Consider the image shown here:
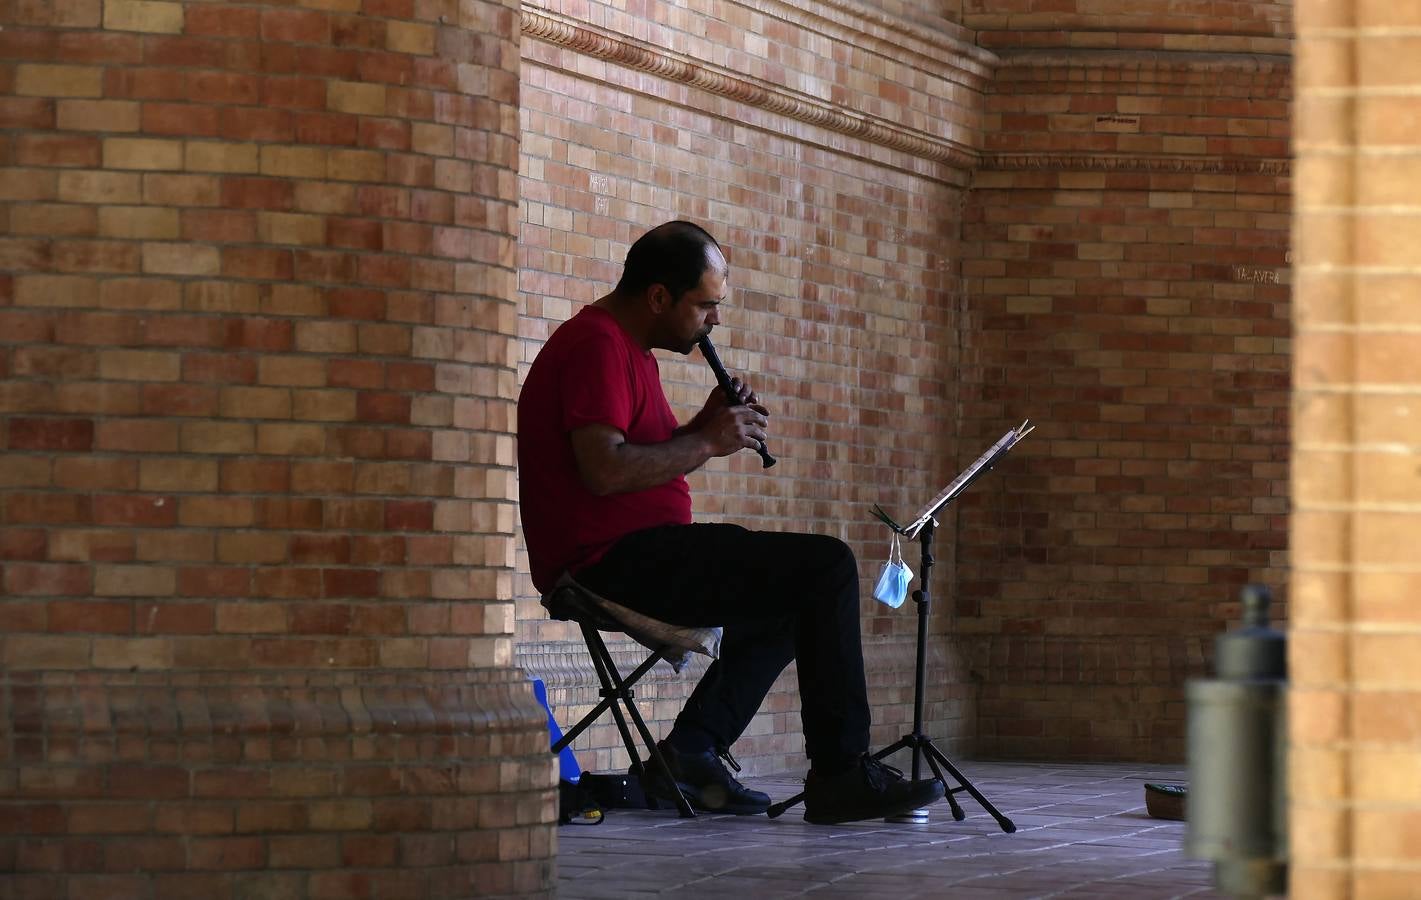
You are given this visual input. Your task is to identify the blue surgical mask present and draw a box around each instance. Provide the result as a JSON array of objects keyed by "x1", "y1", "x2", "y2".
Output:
[{"x1": 872, "y1": 534, "x2": 913, "y2": 609}]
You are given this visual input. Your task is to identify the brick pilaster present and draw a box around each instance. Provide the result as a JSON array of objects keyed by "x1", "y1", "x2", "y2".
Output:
[
  {"x1": 0, "y1": 1, "x2": 554, "y2": 896},
  {"x1": 1291, "y1": 1, "x2": 1421, "y2": 895}
]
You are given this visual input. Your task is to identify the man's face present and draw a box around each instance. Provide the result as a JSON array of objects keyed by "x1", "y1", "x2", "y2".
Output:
[{"x1": 656, "y1": 254, "x2": 726, "y2": 354}]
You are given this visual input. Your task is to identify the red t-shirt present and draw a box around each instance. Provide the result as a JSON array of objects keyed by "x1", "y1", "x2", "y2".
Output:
[{"x1": 517, "y1": 306, "x2": 692, "y2": 593}]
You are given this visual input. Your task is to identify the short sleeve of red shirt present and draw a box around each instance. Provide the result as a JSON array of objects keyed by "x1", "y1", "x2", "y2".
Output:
[{"x1": 559, "y1": 332, "x2": 633, "y2": 435}]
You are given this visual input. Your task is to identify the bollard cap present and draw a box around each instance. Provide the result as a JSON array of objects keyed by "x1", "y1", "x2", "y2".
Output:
[{"x1": 1215, "y1": 584, "x2": 1286, "y2": 681}]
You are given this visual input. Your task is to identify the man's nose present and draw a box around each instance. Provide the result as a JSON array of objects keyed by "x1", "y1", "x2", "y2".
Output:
[{"x1": 707, "y1": 307, "x2": 721, "y2": 326}]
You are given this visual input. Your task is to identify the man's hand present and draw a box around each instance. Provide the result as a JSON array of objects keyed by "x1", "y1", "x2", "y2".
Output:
[
  {"x1": 699, "y1": 403, "x2": 769, "y2": 458},
  {"x1": 686, "y1": 376, "x2": 770, "y2": 439}
]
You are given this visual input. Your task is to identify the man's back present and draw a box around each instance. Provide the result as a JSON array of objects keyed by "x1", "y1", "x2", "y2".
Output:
[{"x1": 517, "y1": 306, "x2": 691, "y2": 593}]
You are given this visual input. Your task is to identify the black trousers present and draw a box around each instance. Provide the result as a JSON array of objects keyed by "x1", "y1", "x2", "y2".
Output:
[{"x1": 574, "y1": 523, "x2": 870, "y2": 769}]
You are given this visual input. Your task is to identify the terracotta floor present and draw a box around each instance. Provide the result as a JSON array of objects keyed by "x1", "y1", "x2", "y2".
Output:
[{"x1": 558, "y1": 761, "x2": 1222, "y2": 899}]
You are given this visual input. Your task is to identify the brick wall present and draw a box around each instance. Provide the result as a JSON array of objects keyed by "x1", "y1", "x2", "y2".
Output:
[
  {"x1": 515, "y1": 1, "x2": 989, "y2": 776},
  {"x1": 1292, "y1": 1, "x2": 1421, "y2": 895},
  {"x1": 0, "y1": 0, "x2": 554, "y2": 896},
  {"x1": 959, "y1": 54, "x2": 1292, "y2": 761},
  {"x1": 514, "y1": 2, "x2": 1299, "y2": 774}
]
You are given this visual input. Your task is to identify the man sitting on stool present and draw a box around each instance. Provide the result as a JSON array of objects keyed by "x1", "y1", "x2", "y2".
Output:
[{"x1": 516, "y1": 220, "x2": 943, "y2": 824}]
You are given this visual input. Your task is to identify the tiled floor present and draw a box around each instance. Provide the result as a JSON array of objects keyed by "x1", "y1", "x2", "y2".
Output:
[{"x1": 559, "y1": 761, "x2": 1222, "y2": 899}]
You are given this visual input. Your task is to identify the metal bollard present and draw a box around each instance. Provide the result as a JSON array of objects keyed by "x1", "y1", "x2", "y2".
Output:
[{"x1": 1185, "y1": 584, "x2": 1287, "y2": 898}]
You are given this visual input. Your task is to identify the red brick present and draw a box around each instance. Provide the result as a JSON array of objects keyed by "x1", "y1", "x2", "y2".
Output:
[
  {"x1": 141, "y1": 384, "x2": 220, "y2": 417},
  {"x1": 55, "y1": 312, "x2": 142, "y2": 346},
  {"x1": 385, "y1": 430, "x2": 431, "y2": 460},
  {"x1": 293, "y1": 249, "x2": 357, "y2": 284},
  {"x1": 222, "y1": 318, "x2": 293, "y2": 352},
  {"x1": 261, "y1": 9, "x2": 329, "y2": 44},
  {"x1": 6, "y1": 563, "x2": 91, "y2": 596},
  {"x1": 219, "y1": 107, "x2": 294, "y2": 143},
  {"x1": 48, "y1": 601, "x2": 131, "y2": 633},
  {"x1": 221, "y1": 246, "x2": 294, "y2": 280},
  {"x1": 184, "y1": 5, "x2": 261, "y2": 38},
  {"x1": 95, "y1": 420, "x2": 179, "y2": 452},
  {"x1": 220, "y1": 459, "x2": 290, "y2": 493},
  {"x1": 328, "y1": 288, "x2": 385, "y2": 320},
  {"x1": 142, "y1": 102, "x2": 220, "y2": 137},
  {"x1": 0, "y1": 311, "x2": 56, "y2": 342},
  {"x1": 0, "y1": 97, "x2": 56, "y2": 129},
  {"x1": 138, "y1": 602, "x2": 215, "y2": 634},
  {"x1": 384, "y1": 224, "x2": 433, "y2": 259},
  {"x1": 104, "y1": 67, "x2": 184, "y2": 101},
  {"x1": 349, "y1": 536, "x2": 403, "y2": 566},
  {"x1": 8, "y1": 417, "x2": 93, "y2": 451},
  {"x1": 290, "y1": 534, "x2": 350, "y2": 564},
  {"x1": 328, "y1": 427, "x2": 384, "y2": 458},
  {"x1": 183, "y1": 352, "x2": 257, "y2": 385},
  {"x1": 220, "y1": 176, "x2": 293, "y2": 210},
  {"x1": 384, "y1": 500, "x2": 432, "y2": 532},
  {"x1": 187, "y1": 72, "x2": 260, "y2": 106},
  {"x1": 295, "y1": 112, "x2": 359, "y2": 146},
  {"x1": 187, "y1": 837, "x2": 264, "y2": 871},
  {"x1": 142, "y1": 315, "x2": 226, "y2": 348},
  {"x1": 178, "y1": 567, "x2": 251, "y2": 598},
  {"x1": 0, "y1": 238, "x2": 51, "y2": 272},
  {"x1": 329, "y1": 217, "x2": 382, "y2": 250},
  {"x1": 321, "y1": 569, "x2": 380, "y2": 599},
  {"x1": 53, "y1": 457, "x2": 137, "y2": 490},
  {"x1": 356, "y1": 392, "x2": 410, "y2": 424},
  {"x1": 256, "y1": 498, "x2": 323, "y2": 529},
  {"x1": 93, "y1": 494, "x2": 178, "y2": 527},
  {"x1": 181, "y1": 209, "x2": 257, "y2": 243},
  {"x1": 142, "y1": 36, "x2": 231, "y2": 68},
  {"x1": 358, "y1": 117, "x2": 410, "y2": 150},
  {"x1": 386, "y1": 362, "x2": 434, "y2": 392},
  {"x1": 251, "y1": 568, "x2": 322, "y2": 600},
  {"x1": 0, "y1": 528, "x2": 48, "y2": 561},
  {"x1": 52, "y1": 240, "x2": 140, "y2": 273},
  {"x1": 260, "y1": 75, "x2": 326, "y2": 110},
  {"x1": 6, "y1": 493, "x2": 92, "y2": 525},
  {"x1": 16, "y1": 133, "x2": 100, "y2": 166},
  {"x1": 356, "y1": 185, "x2": 408, "y2": 218},
  {"x1": 332, "y1": 15, "x2": 385, "y2": 49}
]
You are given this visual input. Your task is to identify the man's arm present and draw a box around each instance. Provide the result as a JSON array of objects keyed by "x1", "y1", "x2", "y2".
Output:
[{"x1": 570, "y1": 403, "x2": 768, "y2": 496}]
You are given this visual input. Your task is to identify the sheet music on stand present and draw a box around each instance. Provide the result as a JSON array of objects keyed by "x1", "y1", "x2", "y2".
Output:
[{"x1": 872, "y1": 420, "x2": 1034, "y2": 539}]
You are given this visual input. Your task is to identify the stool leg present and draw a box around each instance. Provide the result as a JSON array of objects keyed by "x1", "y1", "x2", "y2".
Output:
[
  {"x1": 551, "y1": 649, "x2": 660, "y2": 755},
  {"x1": 584, "y1": 627, "x2": 695, "y2": 819}
]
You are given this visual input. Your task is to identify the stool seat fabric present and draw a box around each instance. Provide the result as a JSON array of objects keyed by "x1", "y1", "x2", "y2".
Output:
[{"x1": 542, "y1": 573, "x2": 721, "y2": 673}]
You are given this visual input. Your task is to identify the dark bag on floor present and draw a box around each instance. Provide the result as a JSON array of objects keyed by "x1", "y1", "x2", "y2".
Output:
[
  {"x1": 558, "y1": 779, "x2": 604, "y2": 825},
  {"x1": 581, "y1": 771, "x2": 647, "y2": 809}
]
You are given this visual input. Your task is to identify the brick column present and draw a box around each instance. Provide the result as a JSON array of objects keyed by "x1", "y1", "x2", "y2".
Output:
[
  {"x1": 0, "y1": 1, "x2": 554, "y2": 897},
  {"x1": 1292, "y1": 1, "x2": 1421, "y2": 896}
]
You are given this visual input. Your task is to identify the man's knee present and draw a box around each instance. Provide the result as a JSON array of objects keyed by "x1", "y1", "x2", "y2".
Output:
[{"x1": 807, "y1": 535, "x2": 857, "y2": 591}]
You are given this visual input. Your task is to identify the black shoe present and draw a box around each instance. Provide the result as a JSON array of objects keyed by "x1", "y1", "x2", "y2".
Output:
[
  {"x1": 802, "y1": 756, "x2": 945, "y2": 825},
  {"x1": 640, "y1": 740, "x2": 770, "y2": 815}
]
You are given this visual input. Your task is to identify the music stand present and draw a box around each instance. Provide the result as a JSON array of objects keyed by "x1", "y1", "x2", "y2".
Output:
[{"x1": 766, "y1": 420, "x2": 1033, "y2": 830}]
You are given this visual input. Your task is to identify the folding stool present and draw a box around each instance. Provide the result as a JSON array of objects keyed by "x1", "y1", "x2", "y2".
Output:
[{"x1": 541, "y1": 574, "x2": 722, "y2": 819}]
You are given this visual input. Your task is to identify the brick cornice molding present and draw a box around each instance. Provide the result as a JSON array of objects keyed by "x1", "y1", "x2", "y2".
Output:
[
  {"x1": 994, "y1": 48, "x2": 1291, "y2": 75},
  {"x1": 520, "y1": 7, "x2": 981, "y2": 171},
  {"x1": 981, "y1": 153, "x2": 1291, "y2": 176},
  {"x1": 978, "y1": 31, "x2": 1292, "y2": 57}
]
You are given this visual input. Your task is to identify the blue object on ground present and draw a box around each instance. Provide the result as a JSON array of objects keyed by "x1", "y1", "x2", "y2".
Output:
[{"x1": 531, "y1": 677, "x2": 581, "y2": 783}]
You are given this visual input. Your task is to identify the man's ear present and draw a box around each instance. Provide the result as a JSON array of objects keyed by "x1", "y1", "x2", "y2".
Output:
[{"x1": 646, "y1": 283, "x2": 672, "y2": 313}]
